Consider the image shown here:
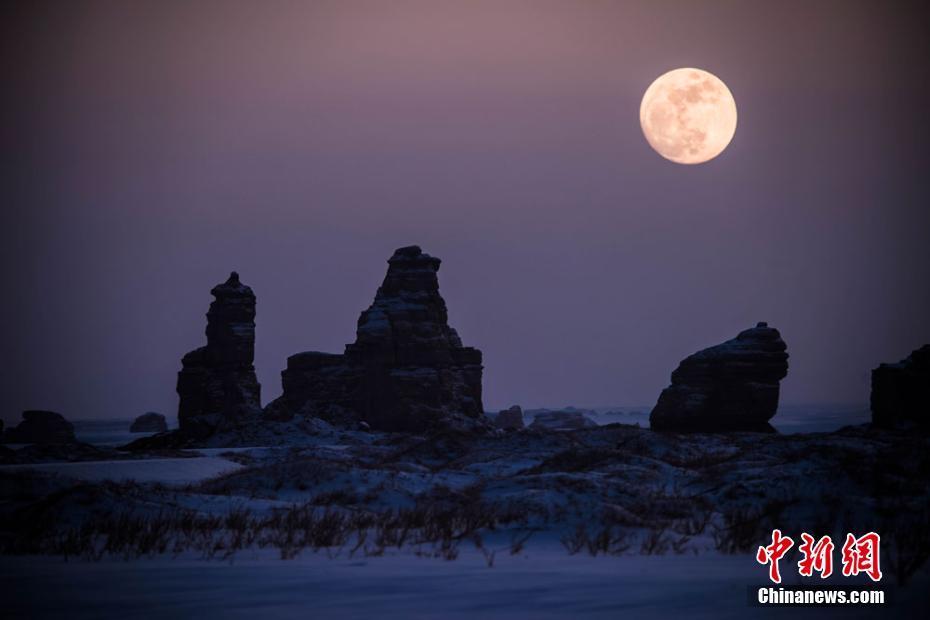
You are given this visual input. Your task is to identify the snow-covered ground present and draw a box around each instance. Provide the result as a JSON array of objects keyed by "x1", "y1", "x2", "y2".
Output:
[
  {"x1": 2, "y1": 408, "x2": 926, "y2": 619},
  {"x1": 2, "y1": 547, "x2": 918, "y2": 619}
]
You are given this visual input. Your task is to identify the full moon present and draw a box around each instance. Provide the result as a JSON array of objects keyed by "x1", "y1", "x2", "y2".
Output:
[{"x1": 639, "y1": 68, "x2": 737, "y2": 165}]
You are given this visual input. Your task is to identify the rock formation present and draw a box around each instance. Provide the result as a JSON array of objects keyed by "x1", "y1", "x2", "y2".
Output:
[
  {"x1": 130, "y1": 412, "x2": 168, "y2": 433},
  {"x1": 495, "y1": 405, "x2": 525, "y2": 431},
  {"x1": 871, "y1": 344, "x2": 930, "y2": 430},
  {"x1": 177, "y1": 272, "x2": 261, "y2": 438},
  {"x1": 528, "y1": 410, "x2": 598, "y2": 431},
  {"x1": 2, "y1": 411, "x2": 76, "y2": 444},
  {"x1": 649, "y1": 322, "x2": 789, "y2": 433},
  {"x1": 265, "y1": 246, "x2": 485, "y2": 433}
]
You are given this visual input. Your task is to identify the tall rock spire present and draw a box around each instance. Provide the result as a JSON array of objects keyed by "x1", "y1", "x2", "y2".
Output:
[
  {"x1": 266, "y1": 246, "x2": 485, "y2": 432},
  {"x1": 349, "y1": 245, "x2": 464, "y2": 360},
  {"x1": 177, "y1": 272, "x2": 261, "y2": 437}
]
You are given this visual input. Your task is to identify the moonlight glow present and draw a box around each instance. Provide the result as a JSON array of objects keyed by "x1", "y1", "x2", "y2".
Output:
[{"x1": 640, "y1": 68, "x2": 737, "y2": 164}]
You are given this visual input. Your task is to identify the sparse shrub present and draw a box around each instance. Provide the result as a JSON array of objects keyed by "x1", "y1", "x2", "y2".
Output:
[
  {"x1": 509, "y1": 530, "x2": 534, "y2": 555},
  {"x1": 712, "y1": 497, "x2": 797, "y2": 554},
  {"x1": 877, "y1": 495, "x2": 930, "y2": 586},
  {"x1": 640, "y1": 526, "x2": 670, "y2": 555},
  {"x1": 560, "y1": 524, "x2": 632, "y2": 556},
  {"x1": 560, "y1": 524, "x2": 587, "y2": 555},
  {"x1": 673, "y1": 507, "x2": 713, "y2": 537}
]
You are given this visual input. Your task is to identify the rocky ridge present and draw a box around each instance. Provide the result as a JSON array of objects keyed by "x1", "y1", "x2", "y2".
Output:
[
  {"x1": 649, "y1": 322, "x2": 789, "y2": 433},
  {"x1": 1, "y1": 411, "x2": 76, "y2": 444},
  {"x1": 130, "y1": 412, "x2": 168, "y2": 433},
  {"x1": 871, "y1": 344, "x2": 930, "y2": 430},
  {"x1": 494, "y1": 405, "x2": 525, "y2": 431}
]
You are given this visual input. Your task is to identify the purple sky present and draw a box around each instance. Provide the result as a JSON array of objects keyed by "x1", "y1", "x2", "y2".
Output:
[{"x1": 3, "y1": 0, "x2": 929, "y2": 423}]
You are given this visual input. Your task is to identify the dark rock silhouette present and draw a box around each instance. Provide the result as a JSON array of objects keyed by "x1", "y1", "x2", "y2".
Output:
[
  {"x1": 495, "y1": 405, "x2": 525, "y2": 431},
  {"x1": 130, "y1": 412, "x2": 168, "y2": 433},
  {"x1": 2, "y1": 411, "x2": 76, "y2": 444},
  {"x1": 265, "y1": 246, "x2": 485, "y2": 432},
  {"x1": 649, "y1": 322, "x2": 789, "y2": 433},
  {"x1": 528, "y1": 410, "x2": 598, "y2": 431},
  {"x1": 1, "y1": 442, "x2": 113, "y2": 464},
  {"x1": 871, "y1": 344, "x2": 930, "y2": 430},
  {"x1": 177, "y1": 272, "x2": 261, "y2": 438}
]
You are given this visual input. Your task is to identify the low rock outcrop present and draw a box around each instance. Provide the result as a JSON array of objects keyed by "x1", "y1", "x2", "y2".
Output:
[
  {"x1": 528, "y1": 410, "x2": 598, "y2": 431},
  {"x1": 871, "y1": 344, "x2": 930, "y2": 430},
  {"x1": 265, "y1": 246, "x2": 486, "y2": 433},
  {"x1": 130, "y1": 412, "x2": 168, "y2": 433},
  {"x1": 649, "y1": 322, "x2": 789, "y2": 433},
  {"x1": 495, "y1": 406, "x2": 525, "y2": 431},
  {"x1": 176, "y1": 272, "x2": 261, "y2": 438},
  {"x1": 2, "y1": 411, "x2": 76, "y2": 444},
  {"x1": 0, "y1": 442, "x2": 114, "y2": 464}
]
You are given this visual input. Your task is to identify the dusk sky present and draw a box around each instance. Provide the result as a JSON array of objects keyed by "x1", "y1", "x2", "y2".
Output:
[{"x1": 4, "y1": 0, "x2": 929, "y2": 423}]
